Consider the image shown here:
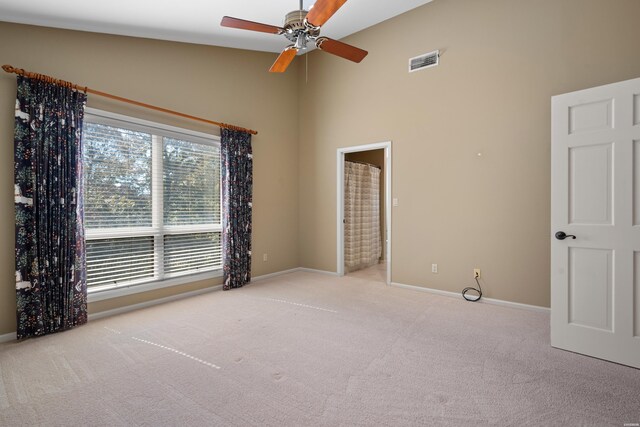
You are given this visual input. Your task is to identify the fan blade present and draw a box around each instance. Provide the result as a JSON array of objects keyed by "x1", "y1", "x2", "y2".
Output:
[
  {"x1": 221, "y1": 16, "x2": 283, "y2": 34},
  {"x1": 269, "y1": 47, "x2": 298, "y2": 73},
  {"x1": 316, "y1": 37, "x2": 368, "y2": 63},
  {"x1": 305, "y1": 0, "x2": 347, "y2": 28}
]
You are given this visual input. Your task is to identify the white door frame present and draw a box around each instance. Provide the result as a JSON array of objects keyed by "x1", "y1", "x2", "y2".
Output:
[{"x1": 337, "y1": 141, "x2": 392, "y2": 285}]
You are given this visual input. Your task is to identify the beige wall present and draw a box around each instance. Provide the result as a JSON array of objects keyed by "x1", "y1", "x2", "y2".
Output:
[
  {"x1": 298, "y1": 0, "x2": 640, "y2": 307},
  {"x1": 345, "y1": 149, "x2": 385, "y2": 261},
  {"x1": 0, "y1": 23, "x2": 300, "y2": 334}
]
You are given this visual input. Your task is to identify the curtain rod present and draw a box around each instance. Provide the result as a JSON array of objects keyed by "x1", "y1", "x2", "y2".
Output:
[
  {"x1": 346, "y1": 160, "x2": 381, "y2": 169},
  {"x1": 2, "y1": 64, "x2": 258, "y2": 135}
]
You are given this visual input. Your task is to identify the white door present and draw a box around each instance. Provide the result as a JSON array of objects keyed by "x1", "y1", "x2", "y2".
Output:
[{"x1": 551, "y1": 77, "x2": 640, "y2": 369}]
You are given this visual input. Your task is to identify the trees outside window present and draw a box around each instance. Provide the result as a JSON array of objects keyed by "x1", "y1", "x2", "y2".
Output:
[{"x1": 83, "y1": 111, "x2": 221, "y2": 292}]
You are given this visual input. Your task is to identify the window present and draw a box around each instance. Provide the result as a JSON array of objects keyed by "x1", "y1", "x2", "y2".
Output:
[{"x1": 83, "y1": 109, "x2": 222, "y2": 295}]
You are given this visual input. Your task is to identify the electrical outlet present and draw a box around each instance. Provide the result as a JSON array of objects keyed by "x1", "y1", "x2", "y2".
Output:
[
  {"x1": 432, "y1": 264, "x2": 438, "y2": 274},
  {"x1": 263, "y1": 253, "x2": 268, "y2": 262},
  {"x1": 474, "y1": 268, "x2": 481, "y2": 278}
]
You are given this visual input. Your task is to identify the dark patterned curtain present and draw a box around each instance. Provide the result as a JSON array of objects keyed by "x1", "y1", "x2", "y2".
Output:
[
  {"x1": 221, "y1": 128, "x2": 252, "y2": 290},
  {"x1": 14, "y1": 76, "x2": 87, "y2": 339}
]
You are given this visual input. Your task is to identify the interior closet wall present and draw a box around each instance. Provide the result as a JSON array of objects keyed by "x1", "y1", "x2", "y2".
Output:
[{"x1": 345, "y1": 150, "x2": 385, "y2": 261}]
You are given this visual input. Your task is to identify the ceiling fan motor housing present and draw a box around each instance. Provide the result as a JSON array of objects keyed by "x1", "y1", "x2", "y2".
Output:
[{"x1": 284, "y1": 10, "x2": 319, "y2": 43}]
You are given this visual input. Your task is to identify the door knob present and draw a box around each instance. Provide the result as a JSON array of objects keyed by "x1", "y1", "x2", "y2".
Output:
[{"x1": 555, "y1": 231, "x2": 576, "y2": 240}]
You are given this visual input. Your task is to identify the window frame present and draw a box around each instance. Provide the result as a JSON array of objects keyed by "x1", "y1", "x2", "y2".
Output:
[{"x1": 83, "y1": 108, "x2": 222, "y2": 303}]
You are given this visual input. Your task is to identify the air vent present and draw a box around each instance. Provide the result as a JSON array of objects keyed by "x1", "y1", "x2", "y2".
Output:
[{"x1": 409, "y1": 50, "x2": 439, "y2": 73}]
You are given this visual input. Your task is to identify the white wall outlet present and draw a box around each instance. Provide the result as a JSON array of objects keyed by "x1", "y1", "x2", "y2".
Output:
[
  {"x1": 263, "y1": 253, "x2": 268, "y2": 262},
  {"x1": 474, "y1": 268, "x2": 481, "y2": 278},
  {"x1": 393, "y1": 198, "x2": 399, "y2": 206},
  {"x1": 432, "y1": 264, "x2": 438, "y2": 273}
]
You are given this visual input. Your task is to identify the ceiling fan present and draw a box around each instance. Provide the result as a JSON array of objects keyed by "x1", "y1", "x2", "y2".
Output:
[{"x1": 221, "y1": 0, "x2": 368, "y2": 73}]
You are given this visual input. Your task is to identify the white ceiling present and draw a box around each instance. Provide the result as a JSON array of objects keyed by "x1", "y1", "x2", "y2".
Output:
[{"x1": 0, "y1": 0, "x2": 433, "y2": 53}]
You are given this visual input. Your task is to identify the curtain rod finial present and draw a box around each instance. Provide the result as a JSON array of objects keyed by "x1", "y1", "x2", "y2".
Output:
[{"x1": 2, "y1": 65, "x2": 25, "y2": 76}]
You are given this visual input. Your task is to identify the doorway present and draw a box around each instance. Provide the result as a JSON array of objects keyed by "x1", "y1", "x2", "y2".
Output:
[{"x1": 337, "y1": 142, "x2": 391, "y2": 285}]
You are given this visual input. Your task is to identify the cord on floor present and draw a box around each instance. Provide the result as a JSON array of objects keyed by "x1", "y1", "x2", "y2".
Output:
[{"x1": 462, "y1": 275, "x2": 482, "y2": 302}]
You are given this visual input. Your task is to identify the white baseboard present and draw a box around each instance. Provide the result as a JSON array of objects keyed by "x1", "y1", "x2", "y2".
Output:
[
  {"x1": 90, "y1": 266, "x2": 316, "y2": 320},
  {"x1": 0, "y1": 267, "x2": 313, "y2": 340},
  {"x1": 390, "y1": 282, "x2": 550, "y2": 313},
  {"x1": 0, "y1": 285, "x2": 224, "y2": 342},
  {"x1": 3, "y1": 270, "x2": 546, "y2": 341},
  {"x1": 89, "y1": 285, "x2": 223, "y2": 321},
  {"x1": 298, "y1": 268, "x2": 339, "y2": 276},
  {"x1": 251, "y1": 268, "x2": 301, "y2": 282},
  {"x1": 0, "y1": 332, "x2": 17, "y2": 343}
]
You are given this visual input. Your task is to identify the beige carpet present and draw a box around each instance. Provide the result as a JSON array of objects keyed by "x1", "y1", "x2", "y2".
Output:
[
  {"x1": 347, "y1": 262, "x2": 387, "y2": 282},
  {"x1": 0, "y1": 270, "x2": 639, "y2": 426}
]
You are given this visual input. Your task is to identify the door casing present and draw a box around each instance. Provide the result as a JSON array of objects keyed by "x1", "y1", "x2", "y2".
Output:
[{"x1": 337, "y1": 141, "x2": 392, "y2": 284}]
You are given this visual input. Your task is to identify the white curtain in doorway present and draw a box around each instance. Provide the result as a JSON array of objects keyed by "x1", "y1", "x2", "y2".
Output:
[{"x1": 344, "y1": 161, "x2": 381, "y2": 272}]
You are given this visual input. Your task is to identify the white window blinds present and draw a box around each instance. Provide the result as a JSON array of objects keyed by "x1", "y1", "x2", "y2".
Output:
[
  {"x1": 163, "y1": 137, "x2": 221, "y2": 225},
  {"x1": 83, "y1": 111, "x2": 222, "y2": 292},
  {"x1": 164, "y1": 232, "x2": 222, "y2": 275},
  {"x1": 84, "y1": 123, "x2": 152, "y2": 228},
  {"x1": 86, "y1": 237, "x2": 156, "y2": 287}
]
